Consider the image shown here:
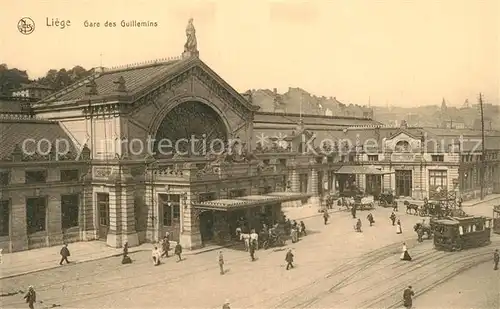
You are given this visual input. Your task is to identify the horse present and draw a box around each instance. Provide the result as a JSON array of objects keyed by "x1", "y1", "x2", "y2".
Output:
[
  {"x1": 239, "y1": 233, "x2": 250, "y2": 251},
  {"x1": 337, "y1": 197, "x2": 354, "y2": 209},
  {"x1": 414, "y1": 222, "x2": 433, "y2": 241},
  {"x1": 404, "y1": 200, "x2": 419, "y2": 215}
]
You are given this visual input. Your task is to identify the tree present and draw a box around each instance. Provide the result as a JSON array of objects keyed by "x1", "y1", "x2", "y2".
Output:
[{"x1": 0, "y1": 64, "x2": 30, "y2": 95}]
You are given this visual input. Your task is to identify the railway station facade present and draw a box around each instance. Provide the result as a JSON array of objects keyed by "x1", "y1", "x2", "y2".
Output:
[{"x1": 0, "y1": 44, "x2": 382, "y2": 252}]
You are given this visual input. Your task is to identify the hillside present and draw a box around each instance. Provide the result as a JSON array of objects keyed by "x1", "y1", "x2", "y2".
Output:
[{"x1": 248, "y1": 87, "x2": 373, "y2": 118}]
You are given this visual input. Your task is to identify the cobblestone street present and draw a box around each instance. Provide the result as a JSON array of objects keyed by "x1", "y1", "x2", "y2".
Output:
[{"x1": 1, "y1": 200, "x2": 498, "y2": 308}]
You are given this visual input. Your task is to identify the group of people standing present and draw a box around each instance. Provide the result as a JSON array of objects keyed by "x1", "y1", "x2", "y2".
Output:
[{"x1": 150, "y1": 233, "x2": 183, "y2": 266}]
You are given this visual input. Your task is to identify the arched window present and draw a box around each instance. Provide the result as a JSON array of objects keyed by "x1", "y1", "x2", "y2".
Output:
[{"x1": 395, "y1": 140, "x2": 411, "y2": 152}]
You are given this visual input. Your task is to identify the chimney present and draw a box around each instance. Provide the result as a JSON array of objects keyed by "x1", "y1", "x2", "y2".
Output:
[{"x1": 273, "y1": 88, "x2": 277, "y2": 94}]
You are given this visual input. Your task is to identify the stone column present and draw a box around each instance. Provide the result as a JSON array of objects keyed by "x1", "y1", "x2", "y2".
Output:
[
  {"x1": 179, "y1": 190, "x2": 203, "y2": 250},
  {"x1": 179, "y1": 163, "x2": 202, "y2": 250},
  {"x1": 47, "y1": 194, "x2": 62, "y2": 245},
  {"x1": 308, "y1": 165, "x2": 320, "y2": 209},
  {"x1": 106, "y1": 165, "x2": 139, "y2": 248},
  {"x1": 81, "y1": 179, "x2": 96, "y2": 241},
  {"x1": 291, "y1": 169, "x2": 300, "y2": 193},
  {"x1": 10, "y1": 191, "x2": 28, "y2": 252}
]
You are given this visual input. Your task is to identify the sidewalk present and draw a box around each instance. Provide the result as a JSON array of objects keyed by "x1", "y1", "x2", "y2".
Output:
[{"x1": 0, "y1": 239, "x2": 239, "y2": 279}]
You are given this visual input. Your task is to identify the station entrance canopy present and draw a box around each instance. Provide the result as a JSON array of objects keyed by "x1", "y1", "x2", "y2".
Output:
[
  {"x1": 334, "y1": 165, "x2": 394, "y2": 175},
  {"x1": 193, "y1": 192, "x2": 311, "y2": 212}
]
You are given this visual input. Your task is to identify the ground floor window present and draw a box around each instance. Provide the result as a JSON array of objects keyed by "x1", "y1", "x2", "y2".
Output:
[
  {"x1": 97, "y1": 193, "x2": 110, "y2": 226},
  {"x1": 161, "y1": 194, "x2": 180, "y2": 227},
  {"x1": 429, "y1": 170, "x2": 447, "y2": 198},
  {"x1": 26, "y1": 197, "x2": 47, "y2": 234},
  {"x1": 0, "y1": 200, "x2": 9, "y2": 236},
  {"x1": 366, "y1": 175, "x2": 382, "y2": 195},
  {"x1": 299, "y1": 173, "x2": 308, "y2": 193},
  {"x1": 61, "y1": 194, "x2": 79, "y2": 229}
]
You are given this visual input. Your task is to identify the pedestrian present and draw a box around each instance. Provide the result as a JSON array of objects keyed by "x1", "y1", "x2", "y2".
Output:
[
  {"x1": 23, "y1": 285, "x2": 36, "y2": 309},
  {"x1": 323, "y1": 210, "x2": 329, "y2": 225},
  {"x1": 222, "y1": 299, "x2": 231, "y2": 309},
  {"x1": 390, "y1": 212, "x2": 396, "y2": 226},
  {"x1": 367, "y1": 213, "x2": 375, "y2": 226},
  {"x1": 351, "y1": 204, "x2": 357, "y2": 218},
  {"x1": 161, "y1": 236, "x2": 170, "y2": 258},
  {"x1": 393, "y1": 201, "x2": 398, "y2": 212},
  {"x1": 152, "y1": 246, "x2": 161, "y2": 266},
  {"x1": 121, "y1": 242, "x2": 132, "y2": 264},
  {"x1": 355, "y1": 218, "x2": 362, "y2": 232},
  {"x1": 285, "y1": 249, "x2": 294, "y2": 270},
  {"x1": 494, "y1": 249, "x2": 499, "y2": 270},
  {"x1": 218, "y1": 250, "x2": 225, "y2": 274},
  {"x1": 300, "y1": 221, "x2": 307, "y2": 236},
  {"x1": 396, "y1": 219, "x2": 403, "y2": 234},
  {"x1": 175, "y1": 241, "x2": 182, "y2": 262},
  {"x1": 249, "y1": 240, "x2": 256, "y2": 261},
  {"x1": 403, "y1": 285, "x2": 415, "y2": 308},
  {"x1": 400, "y1": 242, "x2": 412, "y2": 261},
  {"x1": 59, "y1": 244, "x2": 70, "y2": 265}
]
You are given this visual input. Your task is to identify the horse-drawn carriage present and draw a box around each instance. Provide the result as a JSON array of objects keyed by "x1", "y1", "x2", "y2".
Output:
[
  {"x1": 414, "y1": 221, "x2": 433, "y2": 241},
  {"x1": 431, "y1": 216, "x2": 492, "y2": 251},
  {"x1": 379, "y1": 191, "x2": 397, "y2": 208},
  {"x1": 353, "y1": 194, "x2": 375, "y2": 210}
]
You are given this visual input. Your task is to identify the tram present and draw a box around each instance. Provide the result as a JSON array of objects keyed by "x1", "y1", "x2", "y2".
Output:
[
  {"x1": 493, "y1": 205, "x2": 500, "y2": 235},
  {"x1": 431, "y1": 215, "x2": 492, "y2": 251}
]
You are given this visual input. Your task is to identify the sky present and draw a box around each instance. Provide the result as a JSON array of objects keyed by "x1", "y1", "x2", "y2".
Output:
[{"x1": 1, "y1": 0, "x2": 499, "y2": 107}]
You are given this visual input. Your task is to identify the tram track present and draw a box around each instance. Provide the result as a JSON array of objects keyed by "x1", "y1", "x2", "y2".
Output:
[
  {"x1": 285, "y1": 239, "x2": 499, "y2": 309},
  {"x1": 265, "y1": 238, "x2": 499, "y2": 309}
]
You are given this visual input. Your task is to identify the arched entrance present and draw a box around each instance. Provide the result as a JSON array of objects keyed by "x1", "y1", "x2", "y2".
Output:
[{"x1": 154, "y1": 101, "x2": 229, "y2": 156}]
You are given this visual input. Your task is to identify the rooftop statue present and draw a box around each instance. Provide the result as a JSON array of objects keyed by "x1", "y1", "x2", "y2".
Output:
[{"x1": 184, "y1": 18, "x2": 198, "y2": 54}]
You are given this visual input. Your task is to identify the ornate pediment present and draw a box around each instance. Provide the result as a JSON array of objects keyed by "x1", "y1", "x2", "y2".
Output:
[
  {"x1": 130, "y1": 58, "x2": 258, "y2": 118},
  {"x1": 384, "y1": 131, "x2": 421, "y2": 153}
]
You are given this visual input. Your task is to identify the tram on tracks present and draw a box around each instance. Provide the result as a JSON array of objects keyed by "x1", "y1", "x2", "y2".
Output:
[
  {"x1": 493, "y1": 205, "x2": 500, "y2": 235},
  {"x1": 431, "y1": 216, "x2": 492, "y2": 251}
]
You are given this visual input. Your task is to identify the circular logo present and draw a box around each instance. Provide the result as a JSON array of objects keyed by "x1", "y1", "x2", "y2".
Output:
[{"x1": 18, "y1": 17, "x2": 35, "y2": 35}]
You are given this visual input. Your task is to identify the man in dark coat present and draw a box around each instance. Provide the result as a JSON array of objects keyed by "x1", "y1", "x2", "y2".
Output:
[
  {"x1": 175, "y1": 241, "x2": 182, "y2": 262},
  {"x1": 323, "y1": 210, "x2": 329, "y2": 225},
  {"x1": 403, "y1": 285, "x2": 415, "y2": 308},
  {"x1": 367, "y1": 213, "x2": 374, "y2": 226},
  {"x1": 351, "y1": 204, "x2": 357, "y2": 219},
  {"x1": 494, "y1": 249, "x2": 499, "y2": 270},
  {"x1": 122, "y1": 242, "x2": 132, "y2": 264},
  {"x1": 390, "y1": 212, "x2": 396, "y2": 226},
  {"x1": 285, "y1": 249, "x2": 294, "y2": 270},
  {"x1": 59, "y1": 244, "x2": 70, "y2": 265},
  {"x1": 23, "y1": 286, "x2": 36, "y2": 309},
  {"x1": 249, "y1": 241, "x2": 256, "y2": 262}
]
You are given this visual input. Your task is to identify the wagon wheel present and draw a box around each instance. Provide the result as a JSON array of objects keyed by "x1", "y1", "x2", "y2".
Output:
[{"x1": 419, "y1": 209, "x2": 425, "y2": 217}]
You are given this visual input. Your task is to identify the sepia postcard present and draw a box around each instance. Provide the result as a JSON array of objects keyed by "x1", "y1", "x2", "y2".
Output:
[{"x1": 1, "y1": 1, "x2": 499, "y2": 308}]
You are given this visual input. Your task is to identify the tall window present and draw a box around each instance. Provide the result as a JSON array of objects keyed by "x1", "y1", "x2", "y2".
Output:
[
  {"x1": 26, "y1": 197, "x2": 47, "y2": 234},
  {"x1": 25, "y1": 170, "x2": 47, "y2": 184},
  {"x1": 162, "y1": 194, "x2": 180, "y2": 226},
  {"x1": 61, "y1": 194, "x2": 79, "y2": 229},
  {"x1": 97, "y1": 193, "x2": 109, "y2": 226},
  {"x1": 0, "y1": 200, "x2": 9, "y2": 236},
  {"x1": 429, "y1": 170, "x2": 447, "y2": 199},
  {"x1": 300, "y1": 174, "x2": 308, "y2": 193},
  {"x1": 0, "y1": 172, "x2": 10, "y2": 186}
]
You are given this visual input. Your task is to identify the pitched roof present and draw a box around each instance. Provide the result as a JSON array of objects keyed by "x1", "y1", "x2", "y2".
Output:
[
  {"x1": 0, "y1": 118, "x2": 77, "y2": 161},
  {"x1": 39, "y1": 59, "x2": 183, "y2": 103},
  {"x1": 36, "y1": 57, "x2": 259, "y2": 112}
]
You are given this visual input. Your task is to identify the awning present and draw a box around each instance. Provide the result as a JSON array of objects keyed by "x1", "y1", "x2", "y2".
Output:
[
  {"x1": 193, "y1": 192, "x2": 311, "y2": 211},
  {"x1": 335, "y1": 165, "x2": 393, "y2": 175}
]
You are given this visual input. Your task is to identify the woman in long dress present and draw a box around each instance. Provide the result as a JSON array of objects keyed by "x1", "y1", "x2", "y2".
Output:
[
  {"x1": 400, "y1": 242, "x2": 412, "y2": 261},
  {"x1": 396, "y1": 219, "x2": 403, "y2": 234}
]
